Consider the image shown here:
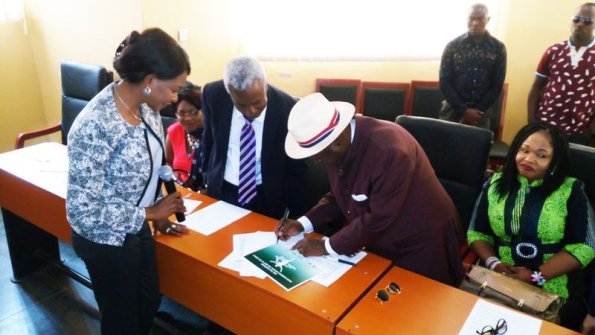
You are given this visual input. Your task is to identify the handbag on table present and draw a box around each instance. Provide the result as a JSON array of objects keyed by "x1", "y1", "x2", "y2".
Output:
[{"x1": 459, "y1": 265, "x2": 562, "y2": 324}]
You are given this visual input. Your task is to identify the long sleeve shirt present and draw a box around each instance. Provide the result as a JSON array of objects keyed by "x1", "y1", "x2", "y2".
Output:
[
  {"x1": 305, "y1": 116, "x2": 465, "y2": 286},
  {"x1": 468, "y1": 173, "x2": 595, "y2": 298},
  {"x1": 439, "y1": 32, "x2": 507, "y2": 119}
]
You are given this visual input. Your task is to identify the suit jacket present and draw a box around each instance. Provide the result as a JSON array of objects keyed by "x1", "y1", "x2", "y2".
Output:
[
  {"x1": 201, "y1": 80, "x2": 308, "y2": 219},
  {"x1": 306, "y1": 116, "x2": 465, "y2": 286}
]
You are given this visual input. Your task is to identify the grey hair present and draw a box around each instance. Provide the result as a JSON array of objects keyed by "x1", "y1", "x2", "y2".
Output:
[{"x1": 223, "y1": 56, "x2": 267, "y2": 93}]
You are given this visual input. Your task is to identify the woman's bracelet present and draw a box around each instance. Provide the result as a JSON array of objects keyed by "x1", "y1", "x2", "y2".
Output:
[
  {"x1": 485, "y1": 256, "x2": 500, "y2": 270},
  {"x1": 531, "y1": 271, "x2": 546, "y2": 286},
  {"x1": 489, "y1": 260, "x2": 502, "y2": 271}
]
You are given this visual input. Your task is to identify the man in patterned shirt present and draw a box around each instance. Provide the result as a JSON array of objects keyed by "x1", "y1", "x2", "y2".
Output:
[
  {"x1": 439, "y1": 3, "x2": 507, "y2": 129},
  {"x1": 528, "y1": 3, "x2": 595, "y2": 145}
]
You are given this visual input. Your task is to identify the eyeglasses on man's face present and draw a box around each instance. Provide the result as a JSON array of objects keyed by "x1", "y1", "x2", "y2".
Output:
[
  {"x1": 374, "y1": 282, "x2": 401, "y2": 303},
  {"x1": 572, "y1": 15, "x2": 594, "y2": 25},
  {"x1": 476, "y1": 318, "x2": 507, "y2": 335}
]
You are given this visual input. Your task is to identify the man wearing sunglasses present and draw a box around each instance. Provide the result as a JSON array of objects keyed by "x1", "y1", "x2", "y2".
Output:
[{"x1": 528, "y1": 3, "x2": 595, "y2": 146}]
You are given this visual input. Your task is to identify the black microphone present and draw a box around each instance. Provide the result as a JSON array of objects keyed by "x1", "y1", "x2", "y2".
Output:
[{"x1": 158, "y1": 165, "x2": 185, "y2": 222}]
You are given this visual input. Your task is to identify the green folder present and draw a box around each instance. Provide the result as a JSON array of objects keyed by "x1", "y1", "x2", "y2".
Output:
[{"x1": 245, "y1": 243, "x2": 319, "y2": 291}]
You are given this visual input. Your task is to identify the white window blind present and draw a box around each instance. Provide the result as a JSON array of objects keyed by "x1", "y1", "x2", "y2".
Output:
[
  {"x1": 0, "y1": 0, "x2": 23, "y2": 22},
  {"x1": 233, "y1": 0, "x2": 500, "y2": 61}
]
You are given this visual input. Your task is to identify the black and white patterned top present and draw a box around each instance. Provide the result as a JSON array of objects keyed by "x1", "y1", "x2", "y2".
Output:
[
  {"x1": 66, "y1": 83, "x2": 164, "y2": 246},
  {"x1": 439, "y1": 31, "x2": 507, "y2": 118}
]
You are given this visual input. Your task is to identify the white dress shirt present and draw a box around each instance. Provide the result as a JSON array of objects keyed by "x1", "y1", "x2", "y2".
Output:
[{"x1": 223, "y1": 106, "x2": 266, "y2": 185}]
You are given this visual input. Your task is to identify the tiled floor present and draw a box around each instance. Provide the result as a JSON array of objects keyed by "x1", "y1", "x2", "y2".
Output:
[{"x1": 0, "y1": 214, "x2": 209, "y2": 335}]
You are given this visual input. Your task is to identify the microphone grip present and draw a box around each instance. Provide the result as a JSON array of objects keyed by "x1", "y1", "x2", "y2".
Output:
[
  {"x1": 175, "y1": 211, "x2": 186, "y2": 223},
  {"x1": 162, "y1": 179, "x2": 186, "y2": 222}
]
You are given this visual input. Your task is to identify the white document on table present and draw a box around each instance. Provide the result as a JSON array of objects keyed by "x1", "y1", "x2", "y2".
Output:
[
  {"x1": 182, "y1": 198, "x2": 202, "y2": 215},
  {"x1": 183, "y1": 200, "x2": 250, "y2": 235},
  {"x1": 0, "y1": 143, "x2": 69, "y2": 198},
  {"x1": 218, "y1": 231, "x2": 364, "y2": 286},
  {"x1": 458, "y1": 299, "x2": 542, "y2": 335},
  {"x1": 309, "y1": 251, "x2": 367, "y2": 287}
]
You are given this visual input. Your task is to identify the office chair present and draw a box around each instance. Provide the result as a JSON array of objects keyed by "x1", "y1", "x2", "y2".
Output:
[
  {"x1": 360, "y1": 81, "x2": 410, "y2": 122},
  {"x1": 569, "y1": 143, "x2": 595, "y2": 206},
  {"x1": 15, "y1": 60, "x2": 113, "y2": 148},
  {"x1": 304, "y1": 158, "x2": 329, "y2": 210},
  {"x1": 395, "y1": 115, "x2": 492, "y2": 264},
  {"x1": 487, "y1": 84, "x2": 510, "y2": 169},
  {"x1": 395, "y1": 115, "x2": 493, "y2": 231},
  {"x1": 405, "y1": 80, "x2": 444, "y2": 118},
  {"x1": 161, "y1": 116, "x2": 178, "y2": 136},
  {"x1": 315, "y1": 79, "x2": 362, "y2": 112}
]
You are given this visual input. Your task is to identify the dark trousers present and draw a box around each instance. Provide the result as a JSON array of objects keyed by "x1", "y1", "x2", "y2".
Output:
[
  {"x1": 221, "y1": 180, "x2": 270, "y2": 217},
  {"x1": 72, "y1": 222, "x2": 161, "y2": 335}
]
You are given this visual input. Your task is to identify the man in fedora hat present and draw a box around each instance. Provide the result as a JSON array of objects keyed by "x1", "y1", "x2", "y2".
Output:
[
  {"x1": 201, "y1": 56, "x2": 308, "y2": 219},
  {"x1": 277, "y1": 93, "x2": 465, "y2": 286}
]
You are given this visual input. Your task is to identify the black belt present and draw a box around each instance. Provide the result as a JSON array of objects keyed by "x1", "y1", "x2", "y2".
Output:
[{"x1": 496, "y1": 239, "x2": 562, "y2": 260}]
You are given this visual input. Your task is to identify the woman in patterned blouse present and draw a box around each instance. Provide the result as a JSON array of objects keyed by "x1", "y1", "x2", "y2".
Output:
[
  {"x1": 467, "y1": 122, "x2": 594, "y2": 331},
  {"x1": 66, "y1": 28, "x2": 190, "y2": 335}
]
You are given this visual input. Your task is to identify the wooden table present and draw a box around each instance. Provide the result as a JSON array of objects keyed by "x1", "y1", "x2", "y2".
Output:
[
  {"x1": 335, "y1": 266, "x2": 580, "y2": 335},
  {"x1": 0, "y1": 143, "x2": 392, "y2": 335}
]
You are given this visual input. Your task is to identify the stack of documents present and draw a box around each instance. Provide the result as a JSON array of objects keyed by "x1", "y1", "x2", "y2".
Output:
[{"x1": 218, "y1": 231, "x2": 366, "y2": 290}]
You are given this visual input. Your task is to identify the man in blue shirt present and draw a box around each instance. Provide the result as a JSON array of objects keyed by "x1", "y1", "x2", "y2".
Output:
[{"x1": 439, "y1": 3, "x2": 507, "y2": 129}]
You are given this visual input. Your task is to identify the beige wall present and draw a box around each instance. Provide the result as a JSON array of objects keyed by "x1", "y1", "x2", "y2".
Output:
[
  {"x1": 0, "y1": 0, "x2": 586, "y2": 152},
  {"x1": 0, "y1": 20, "x2": 45, "y2": 151}
]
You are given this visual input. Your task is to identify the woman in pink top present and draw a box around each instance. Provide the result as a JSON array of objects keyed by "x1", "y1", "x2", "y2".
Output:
[{"x1": 165, "y1": 84, "x2": 204, "y2": 190}]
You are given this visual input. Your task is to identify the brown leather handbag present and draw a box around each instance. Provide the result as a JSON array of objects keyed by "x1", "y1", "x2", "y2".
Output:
[{"x1": 459, "y1": 265, "x2": 562, "y2": 324}]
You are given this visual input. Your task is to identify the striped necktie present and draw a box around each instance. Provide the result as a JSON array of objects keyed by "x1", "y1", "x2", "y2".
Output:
[{"x1": 238, "y1": 117, "x2": 257, "y2": 205}]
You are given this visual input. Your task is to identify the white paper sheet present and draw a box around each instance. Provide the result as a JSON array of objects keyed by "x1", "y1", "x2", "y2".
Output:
[
  {"x1": 183, "y1": 200, "x2": 250, "y2": 235},
  {"x1": 182, "y1": 198, "x2": 202, "y2": 215},
  {"x1": 218, "y1": 231, "x2": 365, "y2": 287},
  {"x1": 310, "y1": 251, "x2": 367, "y2": 287},
  {"x1": 458, "y1": 299, "x2": 542, "y2": 335},
  {"x1": 0, "y1": 143, "x2": 68, "y2": 198}
]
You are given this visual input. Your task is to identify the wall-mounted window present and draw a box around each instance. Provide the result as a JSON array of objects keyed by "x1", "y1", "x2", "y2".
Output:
[
  {"x1": 0, "y1": 0, "x2": 24, "y2": 22},
  {"x1": 233, "y1": 0, "x2": 501, "y2": 61}
]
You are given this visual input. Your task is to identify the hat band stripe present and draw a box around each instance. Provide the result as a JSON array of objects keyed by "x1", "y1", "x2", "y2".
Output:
[{"x1": 297, "y1": 110, "x2": 341, "y2": 148}]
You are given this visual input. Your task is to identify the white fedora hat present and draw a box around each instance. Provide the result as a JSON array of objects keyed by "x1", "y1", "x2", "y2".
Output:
[{"x1": 285, "y1": 92, "x2": 355, "y2": 159}]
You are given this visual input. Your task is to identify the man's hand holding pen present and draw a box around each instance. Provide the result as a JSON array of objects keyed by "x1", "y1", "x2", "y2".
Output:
[
  {"x1": 275, "y1": 218, "x2": 303, "y2": 242},
  {"x1": 274, "y1": 214, "x2": 327, "y2": 257}
]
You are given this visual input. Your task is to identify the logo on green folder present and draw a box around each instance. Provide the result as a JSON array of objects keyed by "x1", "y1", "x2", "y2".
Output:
[
  {"x1": 271, "y1": 255, "x2": 297, "y2": 273},
  {"x1": 245, "y1": 244, "x2": 319, "y2": 291}
]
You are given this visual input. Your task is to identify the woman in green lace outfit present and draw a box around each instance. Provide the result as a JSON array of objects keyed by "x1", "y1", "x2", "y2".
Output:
[{"x1": 468, "y1": 122, "x2": 594, "y2": 331}]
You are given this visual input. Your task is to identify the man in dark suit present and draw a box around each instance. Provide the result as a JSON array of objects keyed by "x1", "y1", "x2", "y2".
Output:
[{"x1": 201, "y1": 56, "x2": 308, "y2": 219}]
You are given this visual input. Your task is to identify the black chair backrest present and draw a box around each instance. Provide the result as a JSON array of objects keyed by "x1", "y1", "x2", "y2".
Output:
[
  {"x1": 409, "y1": 84, "x2": 444, "y2": 119},
  {"x1": 61, "y1": 60, "x2": 113, "y2": 144},
  {"x1": 488, "y1": 84, "x2": 508, "y2": 141},
  {"x1": 395, "y1": 115, "x2": 493, "y2": 229},
  {"x1": 318, "y1": 84, "x2": 358, "y2": 106},
  {"x1": 569, "y1": 143, "x2": 595, "y2": 207},
  {"x1": 362, "y1": 86, "x2": 408, "y2": 122},
  {"x1": 305, "y1": 158, "x2": 330, "y2": 210},
  {"x1": 161, "y1": 116, "x2": 178, "y2": 136}
]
